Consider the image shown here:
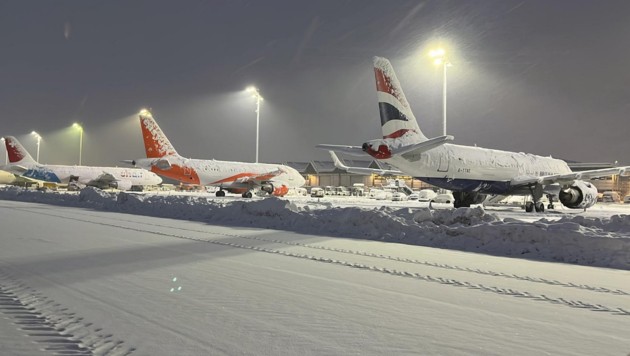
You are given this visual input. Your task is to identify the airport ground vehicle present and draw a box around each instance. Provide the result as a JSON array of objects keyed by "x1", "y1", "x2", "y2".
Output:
[
  {"x1": 431, "y1": 193, "x2": 454, "y2": 204},
  {"x1": 602, "y1": 191, "x2": 622, "y2": 203},
  {"x1": 311, "y1": 187, "x2": 325, "y2": 198},
  {"x1": 391, "y1": 191, "x2": 408, "y2": 201}
]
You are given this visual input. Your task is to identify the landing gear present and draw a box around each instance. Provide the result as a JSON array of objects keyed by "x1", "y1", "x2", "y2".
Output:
[
  {"x1": 525, "y1": 184, "x2": 546, "y2": 212},
  {"x1": 215, "y1": 189, "x2": 226, "y2": 197},
  {"x1": 241, "y1": 191, "x2": 253, "y2": 198},
  {"x1": 546, "y1": 194, "x2": 555, "y2": 210}
]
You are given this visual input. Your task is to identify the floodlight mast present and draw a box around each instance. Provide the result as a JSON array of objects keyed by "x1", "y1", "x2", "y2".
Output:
[{"x1": 429, "y1": 48, "x2": 452, "y2": 136}]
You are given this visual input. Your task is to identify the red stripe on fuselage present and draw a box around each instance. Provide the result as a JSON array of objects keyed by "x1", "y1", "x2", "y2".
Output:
[
  {"x1": 210, "y1": 171, "x2": 278, "y2": 185},
  {"x1": 151, "y1": 165, "x2": 200, "y2": 185}
]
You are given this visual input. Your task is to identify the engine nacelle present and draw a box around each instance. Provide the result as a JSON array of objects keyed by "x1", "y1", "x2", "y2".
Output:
[
  {"x1": 272, "y1": 185, "x2": 289, "y2": 197},
  {"x1": 261, "y1": 183, "x2": 274, "y2": 194},
  {"x1": 110, "y1": 180, "x2": 133, "y2": 191},
  {"x1": 558, "y1": 180, "x2": 598, "y2": 209}
]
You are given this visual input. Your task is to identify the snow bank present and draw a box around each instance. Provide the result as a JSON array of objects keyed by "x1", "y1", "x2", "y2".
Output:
[{"x1": 1, "y1": 187, "x2": 629, "y2": 270}]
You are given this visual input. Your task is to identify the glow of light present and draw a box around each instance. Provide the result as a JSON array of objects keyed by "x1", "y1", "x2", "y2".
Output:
[
  {"x1": 72, "y1": 123, "x2": 83, "y2": 131},
  {"x1": 434, "y1": 58, "x2": 443, "y2": 65}
]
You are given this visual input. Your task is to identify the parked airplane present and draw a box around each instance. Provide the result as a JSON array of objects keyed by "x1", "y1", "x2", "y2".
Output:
[
  {"x1": 318, "y1": 57, "x2": 628, "y2": 212},
  {"x1": 2, "y1": 136, "x2": 162, "y2": 190},
  {"x1": 127, "y1": 110, "x2": 305, "y2": 197},
  {"x1": 0, "y1": 170, "x2": 16, "y2": 184}
]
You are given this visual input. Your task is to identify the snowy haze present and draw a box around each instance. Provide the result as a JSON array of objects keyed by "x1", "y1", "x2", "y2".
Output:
[{"x1": 1, "y1": 1, "x2": 630, "y2": 166}]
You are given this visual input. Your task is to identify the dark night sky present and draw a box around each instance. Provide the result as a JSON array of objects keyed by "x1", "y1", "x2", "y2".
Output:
[{"x1": 1, "y1": 0, "x2": 629, "y2": 166}]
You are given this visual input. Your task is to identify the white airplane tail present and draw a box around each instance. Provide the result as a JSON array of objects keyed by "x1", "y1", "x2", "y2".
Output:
[
  {"x1": 373, "y1": 56, "x2": 427, "y2": 142},
  {"x1": 3, "y1": 136, "x2": 37, "y2": 165},
  {"x1": 139, "y1": 109, "x2": 179, "y2": 158}
]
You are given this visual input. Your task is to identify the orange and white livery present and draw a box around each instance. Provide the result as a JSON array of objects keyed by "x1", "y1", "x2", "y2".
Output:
[{"x1": 131, "y1": 110, "x2": 305, "y2": 197}]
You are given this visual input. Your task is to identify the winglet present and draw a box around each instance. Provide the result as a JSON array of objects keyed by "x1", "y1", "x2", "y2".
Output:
[{"x1": 329, "y1": 151, "x2": 349, "y2": 170}]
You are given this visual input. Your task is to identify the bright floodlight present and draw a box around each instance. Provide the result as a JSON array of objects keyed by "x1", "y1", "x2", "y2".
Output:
[
  {"x1": 139, "y1": 108, "x2": 151, "y2": 116},
  {"x1": 430, "y1": 48, "x2": 446, "y2": 58}
]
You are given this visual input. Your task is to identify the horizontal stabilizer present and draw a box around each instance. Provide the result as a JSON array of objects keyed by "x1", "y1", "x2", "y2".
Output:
[
  {"x1": 395, "y1": 135, "x2": 453, "y2": 156},
  {"x1": 315, "y1": 144, "x2": 367, "y2": 157},
  {"x1": 329, "y1": 151, "x2": 402, "y2": 176},
  {"x1": 2, "y1": 164, "x2": 28, "y2": 174}
]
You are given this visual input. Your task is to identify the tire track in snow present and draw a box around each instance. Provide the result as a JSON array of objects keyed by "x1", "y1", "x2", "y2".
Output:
[
  {"x1": 58, "y1": 208, "x2": 630, "y2": 297},
  {"x1": 13, "y1": 207, "x2": 630, "y2": 318},
  {"x1": 0, "y1": 269, "x2": 134, "y2": 356}
]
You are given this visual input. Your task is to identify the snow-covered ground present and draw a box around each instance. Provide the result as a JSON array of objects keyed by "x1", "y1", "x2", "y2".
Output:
[
  {"x1": 1, "y1": 187, "x2": 629, "y2": 270},
  {"x1": 0, "y1": 199, "x2": 629, "y2": 355}
]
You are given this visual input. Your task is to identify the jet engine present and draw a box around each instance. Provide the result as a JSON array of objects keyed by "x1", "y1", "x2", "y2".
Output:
[
  {"x1": 110, "y1": 180, "x2": 133, "y2": 191},
  {"x1": 558, "y1": 180, "x2": 598, "y2": 209},
  {"x1": 261, "y1": 183, "x2": 274, "y2": 194},
  {"x1": 272, "y1": 185, "x2": 289, "y2": 197}
]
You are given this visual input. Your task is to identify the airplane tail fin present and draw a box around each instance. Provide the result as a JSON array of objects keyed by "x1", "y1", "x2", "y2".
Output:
[
  {"x1": 138, "y1": 110, "x2": 179, "y2": 158},
  {"x1": 373, "y1": 57, "x2": 427, "y2": 142},
  {"x1": 4, "y1": 136, "x2": 37, "y2": 164}
]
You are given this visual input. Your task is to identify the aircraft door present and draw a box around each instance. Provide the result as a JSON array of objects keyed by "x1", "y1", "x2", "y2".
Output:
[{"x1": 437, "y1": 150, "x2": 450, "y2": 173}]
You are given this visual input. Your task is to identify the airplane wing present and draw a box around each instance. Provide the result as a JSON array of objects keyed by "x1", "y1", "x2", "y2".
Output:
[
  {"x1": 329, "y1": 151, "x2": 403, "y2": 176},
  {"x1": 315, "y1": 144, "x2": 367, "y2": 156},
  {"x1": 234, "y1": 168, "x2": 285, "y2": 184},
  {"x1": 511, "y1": 167, "x2": 629, "y2": 186}
]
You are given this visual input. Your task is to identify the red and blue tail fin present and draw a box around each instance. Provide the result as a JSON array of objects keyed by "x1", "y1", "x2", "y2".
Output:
[{"x1": 373, "y1": 57, "x2": 426, "y2": 142}]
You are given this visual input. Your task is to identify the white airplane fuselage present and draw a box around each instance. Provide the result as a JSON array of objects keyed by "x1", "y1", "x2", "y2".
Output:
[
  {"x1": 14, "y1": 164, "x2": 162, "y2": 187},
  {"x1": 134, "y1": 155, "x2": 305, "y2": 192},
  {"x1": 382, "y1": 143, "x2": 572, "y2": 195}
]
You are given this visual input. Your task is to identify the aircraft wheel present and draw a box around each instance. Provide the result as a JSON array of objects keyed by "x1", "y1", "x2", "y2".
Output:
[
  {"x1": 547, "y1": 204, "x2": 555, "y2": 210},
  {"x1": 242, "y1": 191, "x2": 253, "y2": 198},
  {"x1": 535, "y1": 202, "x2": 545, "y2": 213},
  {"x1": 216, "y1": 190, "x2": 225, "y2": 197},
  {"x1": 525, "y1": 202, "x2": 534, "y2": 212}
]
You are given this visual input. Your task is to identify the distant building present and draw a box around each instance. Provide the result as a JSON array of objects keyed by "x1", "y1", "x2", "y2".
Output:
[{"x1": 285, "y1": 160, "x2": 629, "y2": 196}]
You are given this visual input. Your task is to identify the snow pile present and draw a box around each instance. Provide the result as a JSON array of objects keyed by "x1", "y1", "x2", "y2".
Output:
[{"x1": 1, "y1": 187, "x2": 629, "y2": 270}]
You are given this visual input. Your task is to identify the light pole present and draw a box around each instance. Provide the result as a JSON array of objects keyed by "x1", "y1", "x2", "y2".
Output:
[
  {"x1": 429, "y1": 48, "x2": 452, "y2": 136},
  {"x1": 31, "y1": 131, "x2": 41, "y2": 162},
  {"x1": 72, "y1": 123, "x2": 83, "y2": 165},
  {"x1": 0, "y1": 138, "x2": 6, "y2": 165},
  {"x1": 246, "y1": 86, "x2": 263, "y2": 163}
]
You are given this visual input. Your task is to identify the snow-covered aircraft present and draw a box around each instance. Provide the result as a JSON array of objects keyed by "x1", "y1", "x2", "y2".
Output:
[
  {"x1": 2, "y1": 136, "x2": 162, "y2": 190},
  {"x1": 127, "y1": 110, "x2": 305, "y2": 198},
  {"x1": 318, "y1": 57, "x2": 628, "y2": 212}
]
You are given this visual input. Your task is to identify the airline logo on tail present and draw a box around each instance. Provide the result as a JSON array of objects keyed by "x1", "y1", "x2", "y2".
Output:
[
  {"x1": 139, "y1": 109, "x2": 178, "y2": 158},
  {"x1": 4, "y1": 136, "x2": 36, "y2": 164},
  {"x1": 373, "y1": 57, "x2": 426, "y2": 141}
]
